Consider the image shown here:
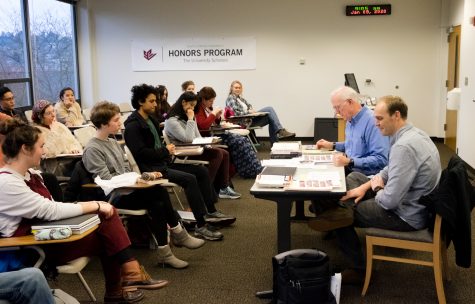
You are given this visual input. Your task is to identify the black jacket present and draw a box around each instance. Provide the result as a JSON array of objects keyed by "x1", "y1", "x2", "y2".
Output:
[
  {"x1": 123, "y1": 111, "x2": 171, "y2": 175},
  {"x1": 428, "y1": 155, "x2": 475, "y2": 268},
  {"x1": 63, "y1": 160, "x2": 106, "y2": 202}
]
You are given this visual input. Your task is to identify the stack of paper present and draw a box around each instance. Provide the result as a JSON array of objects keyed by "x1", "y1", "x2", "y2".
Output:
[
  {"x1": 301, "y1": 154, "x2": 334, "y2": 163},
  {"x1": 192, "y1": 137, "x2": 220, "y2": 144},
  {"x1": 270, "y1": 142, "x2": 302, "y2": 159},
  {"x1": 31, "y1": 214, "x2": 100, "y2": 235},
  {"x1": 285, "y1": 171, "x2": 342, "y2": 191},
  {"x1": 256, "y1": 167, "x2": 297, "y2": 188},
  {"x1": 271, "y1": 142, "x2": 301, "y2": 154}
]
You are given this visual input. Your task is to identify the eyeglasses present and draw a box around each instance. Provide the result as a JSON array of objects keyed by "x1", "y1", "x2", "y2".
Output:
[
  {"x1": 333, "y1": 99, "x2": 350, "y2": 112},
  {"x1": 43, "y1": 110, "x2": 55, "y2": 116}
]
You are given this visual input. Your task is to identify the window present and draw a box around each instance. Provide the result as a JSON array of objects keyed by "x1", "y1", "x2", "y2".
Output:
[{"x1": 0, "y1": 0, "x2": 79, "y2": 107}]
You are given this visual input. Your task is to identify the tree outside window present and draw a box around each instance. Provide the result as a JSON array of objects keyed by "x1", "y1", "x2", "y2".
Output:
[{"x1": 0, "y1": 0, "x2": 79, "y2": 107}]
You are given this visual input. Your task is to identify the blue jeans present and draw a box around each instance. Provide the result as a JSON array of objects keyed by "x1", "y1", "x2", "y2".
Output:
[
  {"x1": 335, "y1": 172, "x2": 416, "y2": 270},
  {"x1": 250, "y1": 106, "x2": 283, "y2": 143},
  {"x1": 0, "y1": 268, "x2": 54, "y2": 304}
]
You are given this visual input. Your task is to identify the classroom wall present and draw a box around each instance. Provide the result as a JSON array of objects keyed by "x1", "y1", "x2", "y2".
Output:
[
  {"x1": 458, "y1": 0, "x2": 475, "y2": 168},
  {"x1": 77, "y1": 0, "x2": 448, "y2": 138}
]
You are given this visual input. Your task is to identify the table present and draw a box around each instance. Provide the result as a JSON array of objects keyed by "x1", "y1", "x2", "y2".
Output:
[
  {"x1": 0, "y1": 225, "x2": 98, "y2": 267},
  {"x1": 250, "y1": 166, "x2": 346, "y2": 253},
  {"x1": 0, "y1": 225, "x2": 98, "y2": 248}
]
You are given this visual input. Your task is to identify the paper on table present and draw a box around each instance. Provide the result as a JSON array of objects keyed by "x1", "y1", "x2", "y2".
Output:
[{"x1": 192, "y1": 137, "x2": 220, "y2": 144}]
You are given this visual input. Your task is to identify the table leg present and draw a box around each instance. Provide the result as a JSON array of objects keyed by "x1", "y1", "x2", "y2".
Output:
[
  {"x1": 254, "y1": 198, "x2": 292, "y2": 299},
  {"x1": 275, "y1": 198, "x2": 293, "y2": 253},
  {"x1": 290, "y1": 200, "x2": 311, "y2": 221}
]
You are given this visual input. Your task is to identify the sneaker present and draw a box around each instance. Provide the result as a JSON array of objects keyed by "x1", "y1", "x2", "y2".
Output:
[
  {"x1": 204, "y1": 211, "x2": 237, "y2": 227},
  {"x1": 219, "y1": 186, "x2": 241, "y2": 199},
  {"x1": 194, "y1": 224, "x2": 224, "y2": 241},
  {"x1": 307, "y1": 206, "x2": 354, "y2": 232},
  {"x1": 277, "y1": 128, "x2": 296, "y2": 139}
]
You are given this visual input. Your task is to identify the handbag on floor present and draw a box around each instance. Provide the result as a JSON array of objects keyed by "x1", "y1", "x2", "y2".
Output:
[{"x1": 272, "y1": 249, "x2": 336, "y2": 304}]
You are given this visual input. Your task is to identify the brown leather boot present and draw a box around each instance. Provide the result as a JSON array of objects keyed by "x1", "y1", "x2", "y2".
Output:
[
  {"x1": 104, "y1": 289, "x2": 144, "y2": 303},
  {"x1": 121, "y1": 260, "x2": 169, "y2": 290}
]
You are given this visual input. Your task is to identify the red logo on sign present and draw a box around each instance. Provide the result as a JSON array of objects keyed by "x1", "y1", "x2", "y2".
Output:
[{"x1": 143, "y1": 49, "x2": 157, "y2": 60}]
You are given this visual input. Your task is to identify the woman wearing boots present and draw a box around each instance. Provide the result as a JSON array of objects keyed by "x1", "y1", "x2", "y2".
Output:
[
  {"x1": 0, "y1": 118, "x2": 166, "y2": 303},
  {"x1": 195, "y1": 86, "x2": 263, "y2": 178},
  {"x1": 225, "y1": 80, "x2": 295, "y2": 144},
  {"x1": 82, "y1": 101, "x2": 204, "y2": 269},
  {"x1": 165, "y1": 92, "x2": 241, "y2": 199}
]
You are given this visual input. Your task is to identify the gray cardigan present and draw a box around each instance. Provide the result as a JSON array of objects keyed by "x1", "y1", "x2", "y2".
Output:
[{"x1": 164, "y1": 116, "x2": 201, "y2": 144}]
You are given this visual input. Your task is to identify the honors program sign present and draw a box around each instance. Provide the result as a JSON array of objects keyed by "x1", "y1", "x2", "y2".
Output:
[{"x1": 132, "y1": 37, "x2": 256, "y2": 71}]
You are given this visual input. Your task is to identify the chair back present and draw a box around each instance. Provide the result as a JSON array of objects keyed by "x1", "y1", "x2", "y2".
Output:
[
  {"x1": 124, "y1": 145, "x2": 141, "y2": 174},
  {"x1": 162, "y1": 128, "x2": 172, "y2": 145},
  {"x1": 82, "y1": 108, "x2": 92, "y2": 122},
  {"x1": 73, "y1": 126, "x2": 96, "y2": 148},
  {"x1": 118, "y1": 102, "x2": 133, "y2": 113},
  {"x1": 24, "y1": 110, "x2": 33, "y2": 123}
]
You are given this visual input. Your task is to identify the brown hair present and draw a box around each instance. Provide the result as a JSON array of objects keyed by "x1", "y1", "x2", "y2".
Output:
[
  {"x1": 0, "y1": 118, "x2": 41, "y2": 160},
  {"x1": 378, "y1": 95, "x2": 408, "y2": 119},
  {"x1": 181, "y1": 80, "x2": 195, "y2": 91},
  {"x1": 90, "y1": 101, "x2": 120, "y2": 128}
]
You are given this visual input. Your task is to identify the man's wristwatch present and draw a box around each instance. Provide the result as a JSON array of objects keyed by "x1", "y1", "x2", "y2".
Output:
[
  {"x1": 348, "y1": 158, "x2": 354, "y2": 169},
  {"x1": 332, "y1": 142, "x2": 336, "y2": 150}
]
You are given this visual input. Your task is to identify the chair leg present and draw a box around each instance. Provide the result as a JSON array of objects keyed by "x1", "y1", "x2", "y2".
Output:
[
  {"x1": 246, "y1": 134, "x2": 258, "y2": 152},
  {"x1": 173, "y1": 188, "x2": 185, "y2": 210},
  {"x1": 361, "y1": 237, "x2": 374, "y2": 296},
  {"x1": 441, "y1": 243, "x2": 451, "y2": 282},
  {"x1": 77, "y1": 271, "x2": 96, "y2": 302},
  {"x1": 433, "y1": 245, "x2": 447, "y2": 304}
]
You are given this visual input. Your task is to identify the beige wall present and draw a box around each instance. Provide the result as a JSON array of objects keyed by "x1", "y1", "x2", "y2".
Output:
[{"x1": 78, "y1": 0, "x2": 448, "y2": 139}]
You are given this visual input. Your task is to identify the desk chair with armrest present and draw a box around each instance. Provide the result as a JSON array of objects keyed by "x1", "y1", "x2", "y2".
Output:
[
  {"x1": 0, "y1": 226, "x2": 98, "y2": 302},
  {"x1": 123, "y1": 145, "x2": 186, "y2": 211},
  {"x1": 66, "y1": 160, "x2": 159, "y2": 249},
  {"x1": 161, "y1": 131, "x2": 209, "y2": 166},
  {"x1": 223, "y1": 106, "x2": 267, "y2": 152}
]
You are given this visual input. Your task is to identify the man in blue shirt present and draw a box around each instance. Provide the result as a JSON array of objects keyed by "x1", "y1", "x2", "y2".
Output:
[
  {"x1": 310, "y1": 96, "x2": 441, "y2": 284},
  {"x1": 316, "y1": 86, "x2": 389, "y2": 176}
]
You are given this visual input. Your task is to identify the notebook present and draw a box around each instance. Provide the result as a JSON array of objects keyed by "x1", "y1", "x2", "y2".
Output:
[{"x1": 31, "y1": 214, "x2": 100, "y2": 235}]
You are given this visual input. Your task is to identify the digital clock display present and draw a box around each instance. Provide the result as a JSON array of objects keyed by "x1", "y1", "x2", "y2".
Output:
[{"x1": 346, "y1": 4, "x2": 391, "y2": 16}]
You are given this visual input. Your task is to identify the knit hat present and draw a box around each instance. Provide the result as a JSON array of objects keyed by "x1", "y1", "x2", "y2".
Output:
[{"x1": 31, "y1": 100, "x2": 51, "y2": 123}]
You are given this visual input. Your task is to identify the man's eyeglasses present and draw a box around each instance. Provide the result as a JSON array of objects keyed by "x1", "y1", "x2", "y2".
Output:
[{"x1": 333, "y1": 99, "x2": 350, "y2": 112}]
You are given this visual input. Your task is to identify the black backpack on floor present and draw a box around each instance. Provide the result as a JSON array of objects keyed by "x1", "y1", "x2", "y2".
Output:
[{"x1": 272, "y1": 249, "x2": 336, "y2": 304}]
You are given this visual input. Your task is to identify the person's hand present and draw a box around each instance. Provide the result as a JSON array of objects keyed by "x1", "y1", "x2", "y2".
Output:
[
  {"x1": 340, "y1": 185, "x2": 367, "y2": 204},
  {"x1": 153, "y1": 171, "x2": 163, "y2": 178},
  {"x1": 97, "y1": 202, "x2": 114, "y2": 219},
  {"x1": 166, "y1": 143, "x2": 175, "y2": 154},
  {"x1": 71, "y1": 149, "x2": 81, "y2": 154},
  {"x1": 213, "y1": 107, "x2": 223, "y2": 117},
  {"x1": 186, "y1": 108, "x2": 195, "y2": 120},
  {"x1": 316, "y1": 139, "x2": 333, "y2": 150},
  {"x1": 248, "y1": 108, "x2": 256, "y2": 114},
  {"x1": 333, "y1": 154, "x2": 350, "y2": 167},
  {"x1": 370, "y1": 175, "x2": 385, "y2": 192}
]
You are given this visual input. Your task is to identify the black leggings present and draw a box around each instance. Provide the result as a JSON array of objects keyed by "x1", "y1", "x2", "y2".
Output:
[{"x1": 114, "y1": 186, "x2": 178, "y2": 246}]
